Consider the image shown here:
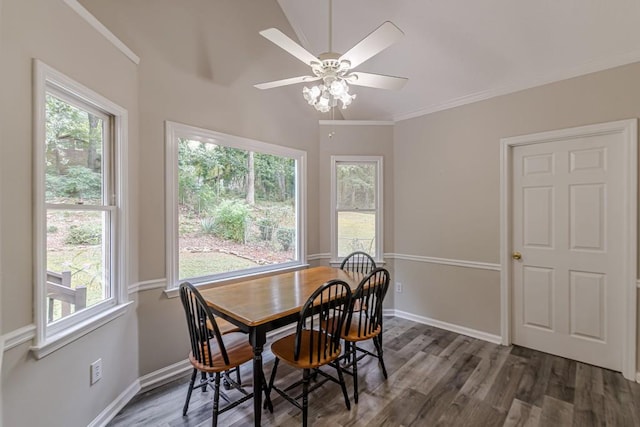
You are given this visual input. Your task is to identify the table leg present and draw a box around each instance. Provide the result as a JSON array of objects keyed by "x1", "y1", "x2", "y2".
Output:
[{"x1": 250, "y1": 327, "x2": 267, "y2": 427}]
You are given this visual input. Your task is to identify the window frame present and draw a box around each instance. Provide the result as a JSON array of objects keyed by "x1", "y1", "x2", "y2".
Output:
[
  {"x1": 33, "y1": 60, "x2": 130, "y2": 358},
  {"x1": 330, "y1": 155, "x2": 384, "y2": 264},
  {"x1": 165, "y1": 120, "x2": 307, "y2": 291}
]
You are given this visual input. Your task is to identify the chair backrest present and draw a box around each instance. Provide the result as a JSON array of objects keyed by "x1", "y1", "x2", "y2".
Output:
[
  {"x1": 345, "y1": 268, "x2": 390, "y2": 338},
  {"x1": 340, "y1": 251, "x2": 377, "y2": 274},
  {"x1": 179, "y1": 282, "x2": 230, "y2": 367},
  {"x1": 294, "y1": 280, "x2": 352, "y2": 363}
]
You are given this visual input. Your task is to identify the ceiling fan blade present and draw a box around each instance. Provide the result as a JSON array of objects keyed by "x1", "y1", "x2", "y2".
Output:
[
  {"x1": 348, "y1": 72, "x2": 408, "y2": 90},
  {"x1": 339, "y1": 21, "x2": 404, "y2": 69},
  {"x1": 259, "y1": 28, "x2": 319, "y2": 66},
  {"x1": 254, "y1": 75, "x2": 321, "y2": 90}
]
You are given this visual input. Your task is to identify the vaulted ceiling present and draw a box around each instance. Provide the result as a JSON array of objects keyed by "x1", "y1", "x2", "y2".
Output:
[{"x1": 268, "y1": 0, "x2": 640, "y2": 121}]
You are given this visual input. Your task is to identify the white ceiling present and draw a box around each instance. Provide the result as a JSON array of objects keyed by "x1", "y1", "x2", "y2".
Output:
[{"x1": 273, "y1": 0, "x2": 640, "y2": 121}]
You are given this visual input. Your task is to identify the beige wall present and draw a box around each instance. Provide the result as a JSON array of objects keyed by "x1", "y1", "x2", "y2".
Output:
[
  {"x1": 0, "y1": 0, "x2": 140, "y2": 426},
  {"x1": 317, "y1": 123, "x2": 395, "y2": 307},
  {"x1": 3, "y1": 1, "x2": 640, "y2": 425},
  {"x1": 79, "y1": 0, "x2": 321, "y2": 375},
  {"x1": 393, "y1": 62, "x2": 640, "y2": 339}
]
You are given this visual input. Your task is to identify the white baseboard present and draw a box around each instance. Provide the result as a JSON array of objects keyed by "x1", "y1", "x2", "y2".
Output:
[
  {"x1": 139, "y1": 359, "x2": 192, "y2": 393},
  {"x1": 87, "y1": 380, "x2": 140, "y2": 427},
  {"x1": 89, "y1": 309, "x2": 502, "y2": 426},
  {"x1": 388, "y1": 309, "x2": 503, "y2": 345},
  {"x1": 90, "y1": 323, "x2": 299, "y2": 426}
]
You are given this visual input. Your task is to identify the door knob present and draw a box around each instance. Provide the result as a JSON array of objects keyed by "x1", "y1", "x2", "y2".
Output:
[{"x1": 512, "y1": 251, "x2": 522, "y2": 260}]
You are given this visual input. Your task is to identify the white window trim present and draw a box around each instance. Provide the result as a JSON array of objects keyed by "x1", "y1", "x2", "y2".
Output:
[
  {"x1": 330, "y1": 155, "x2": 384, "y2": 264},
  {"x1": 32, "y1": 60, "x2": 130, "y2": 357},
  {"x1": 165, "y1": 120, "x2": 307, "y2": 291}
]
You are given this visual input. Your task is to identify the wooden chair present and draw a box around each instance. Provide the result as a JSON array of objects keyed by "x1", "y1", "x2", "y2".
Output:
[
  {"x1": 341, "y1": 267, "x2": 391, "y2": 403},
  {"x1": 266, "y1": 280, "x2": 353, "y2": 427},
  {"x1": 339, "y1": 251, "x2": 378, "y2": 360},
  {"x1": 206, "y1": 317, "x2": 243, "y2": 388},
  {"x1": 339, "y1": 251, "x2": 377, "y2": 274},
  {"x1": 179, "y1": 282, "x2": 271, "y2": 426}
]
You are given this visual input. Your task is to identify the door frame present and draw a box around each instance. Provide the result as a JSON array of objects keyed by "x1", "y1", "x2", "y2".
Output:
[{"x1": 499, "y1": 119, "x2": 637, "y2": 380}]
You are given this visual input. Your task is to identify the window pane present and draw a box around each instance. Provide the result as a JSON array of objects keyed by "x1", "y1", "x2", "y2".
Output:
[
  {"x1": 46, "y1": 209, "x2": 110, "y2": 323},
  {"x1": 178, "y1": 139, "x2": 297, "y2": 280},
  {"x1": 45, "y1": 94, "x2": 104, "y2": 205},
  {"x1": 337, "y1": 211, "x2": 376, "y2": 257},
  {"x1": 336, "y1": 163, "x2": 376, "y2": 210}
]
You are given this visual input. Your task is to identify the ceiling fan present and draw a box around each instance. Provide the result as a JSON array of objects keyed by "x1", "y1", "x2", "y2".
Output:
[{"x1": 254, "y1": 0, "x2": 408, "y2": 112}]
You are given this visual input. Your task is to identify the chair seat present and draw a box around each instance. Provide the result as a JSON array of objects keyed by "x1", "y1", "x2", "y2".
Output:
[
  {"x1": 206, "y1": 317, "x2": 242, "y2": 335},
  {"x1": 271, "y1": 330, "x2": 342, "y2": 369},
  {"x1": 342, "y1": 322, "x2": 381, "y2": 342},
  {"x1": 189, "y1": 332, "x2": 253, "y2": 373}
]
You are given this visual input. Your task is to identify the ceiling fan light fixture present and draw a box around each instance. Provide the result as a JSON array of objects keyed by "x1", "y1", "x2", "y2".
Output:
[
  {"x1": 329, "y1": 79, "x2": 347, "y2": 96},
  {"x1": 255, "y1": 4, "x2": 407, "y2": 114},
  {"x1": 303, "y1": 85, "x2": 321, "y2": 105},
  {"x1": 339, "y1": 91, "x2": 356, "y2": 109},
  {"x1": 302, "y1": 77, "x2": 355, "y2": 112}
]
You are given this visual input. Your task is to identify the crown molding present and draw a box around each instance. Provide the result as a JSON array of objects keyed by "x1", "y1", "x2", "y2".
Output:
[
  {"x1": 63, "y1": 0, "x2": 140, "y2": 65},
  {"x1": 319, "y1": 120, "x2": 394, "y2": 126},
  {"x1": 393, "y1": 49, "x2": 640, "y2": 122}
]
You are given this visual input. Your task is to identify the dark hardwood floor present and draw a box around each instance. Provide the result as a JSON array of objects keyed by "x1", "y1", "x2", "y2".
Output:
[{"x1": 108, "y1": 317, "x2": 640, "y2": 426}]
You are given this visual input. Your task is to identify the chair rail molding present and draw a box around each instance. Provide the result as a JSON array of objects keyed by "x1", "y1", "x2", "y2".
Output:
[
  {"x1": 128, "y1": 278, "x2": 166, "y2": 294},
  {"x1": 386, "y1": 253, "x2": 501, "y2": 271},
  {"x1": 2, "y1": 324, "x2": 36, "y2": 352}
]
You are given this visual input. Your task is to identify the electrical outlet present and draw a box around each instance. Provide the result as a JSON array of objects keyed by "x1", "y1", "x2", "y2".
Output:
[
  {"x1": 395, "y1": 282, "x2": 403, "y2": 293},
  {"x1": 90, "y1": 359, "x2": 103, "y2": 385}
]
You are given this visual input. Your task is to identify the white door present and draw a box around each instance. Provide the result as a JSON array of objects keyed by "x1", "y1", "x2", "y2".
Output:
[{"x1": 511, "y1": 131, "x2": 626, "y2": 370}]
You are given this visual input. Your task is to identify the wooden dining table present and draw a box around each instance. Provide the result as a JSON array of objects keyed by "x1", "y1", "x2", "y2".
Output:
[{"x1": 199, "y1": 265, "x2": 364, "y2": 427}]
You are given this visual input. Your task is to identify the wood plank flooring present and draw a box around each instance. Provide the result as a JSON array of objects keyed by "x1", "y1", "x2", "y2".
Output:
[{"x1": 108, "y1": 317, "x2": 640, "y2": 426}]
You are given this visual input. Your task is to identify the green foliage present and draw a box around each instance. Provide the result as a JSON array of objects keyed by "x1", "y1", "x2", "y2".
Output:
[
  {"x1": 257, "y1": 217, "x2": 276, "y2": 241},
  {"x1": 277, "y1": 228, "x2": 294, "y2": 251},
  {"x1": 65, "y1": 224, "x2": 102, "y2": 245},
  {"x1": 177, "y1": 139, "x2": 296, "y2": 213},
  {"x1": 337, "y1": 163, "x2": 376, "y2": 209},
  {"x1": 45, "y1": 94, "x2": 104, "y2": 202},
  {"x1": 200, "y1": 217, "x2": 216, "y2": 234},
  {"x1": 213, "y1": 200, "x2": 249, "y2": 243},
  {"x1": 47, "y1": 166, "x2": 102, "y2": 200},
  {"x1": 254, "y1": 153, "x2": 295, "y2": 201},
  {"x1": 47, "y1": 225, "x2": 59, "y2": 233}
]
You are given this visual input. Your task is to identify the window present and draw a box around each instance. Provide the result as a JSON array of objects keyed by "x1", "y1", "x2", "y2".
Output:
[
  {"x1": 331, "y1": 156, "x2": 383, "y2": 261},
  {"x1": 166, "y1": 121, "x2": 306, "y2": 288},
  {"x1": 34, "y1": 61, "x2": 129, "y2": 354}
]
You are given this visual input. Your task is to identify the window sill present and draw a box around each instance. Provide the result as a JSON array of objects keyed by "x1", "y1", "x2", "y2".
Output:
[
  {"x1": 164, "y1": 263, "x2": 310, "y2": 298},
  {"x1": 30, "y1": 301, "x2": 133, "y2": 359}
]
